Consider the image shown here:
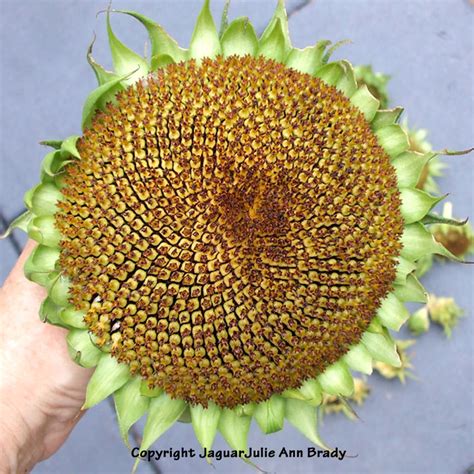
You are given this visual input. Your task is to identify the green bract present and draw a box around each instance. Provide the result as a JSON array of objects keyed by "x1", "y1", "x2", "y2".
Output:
[{"x1": 1, "y1": 0, "x2": 466, "y2": 466}]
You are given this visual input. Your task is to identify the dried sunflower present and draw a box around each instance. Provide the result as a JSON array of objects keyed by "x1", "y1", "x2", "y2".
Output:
[{"x1": 2, "y1": 0, "x2": 464, "y2": 462}]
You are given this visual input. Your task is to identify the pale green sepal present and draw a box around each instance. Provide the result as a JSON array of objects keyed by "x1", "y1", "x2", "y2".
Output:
[
  {"x1": 254, "y1": 395, "x2": 285, "y2": 434},
  {"x1": 116, "y1": 10, "x2": 187, "y2": 66},
  {"x1": 371, "y1": 107, "x2": 404, "y2": 130},
  {"x1": 219, "y1": 0, "x2": 231, "y2": 38},
  {"x1": 422, "y1": 213, "x2": 468, "y2": 226},
  {"x1": 400, "y1": 188, "x2": 443, "y2": 224},
  {"x1": 140, "y1": 393, "x2": 187, "y2": 451},
  {"x1": 178, "y1": 407, "x2": 192, "y2": 423},
  {"x1": 314, "y1": 62, "x2": 345, "y2": 86},
  {"x1": 0, "y1": 210, "x2": 32, "y2": 239},
  {"x1": 27, "y1": 215, "x2": 61, "y2": 247},
  {"x1": 59, "y1": 307, "x2": 87, "y2": 329},
  {"x1": 47, "y1": 274, "x2": 71, "y2": 307},
  {"x1": 401, "y1": 223, "x2": 458, "y2": 261},
  {"x1": 139, "y1": 381, "x2": 163, "y2": 397},
  {"x1": 233, "y1": 403, "x2": 256, "y2": 417},
  {"x1": 375, "y1": 124, "x2": 410, "y2": 158},
  {"x1": 87, "y1": 35, "x2": 118, "y2": 86},
  {"x1": 191, "y1": 402, "x2": 221, "y2": 454},
  {"x1": 83, "y1": 354, "x2": 130, "y2": 408},
  {"x1": 61, "y1": 135, "x2": 81, "y2": 159},
  {"x1": 218, "y1": 409, "x2": 251, "y2": 454},
  {"x1": 343, "y1": 344, "x2": 373, "y2": 375},
  {"x1": 24, "y1": 185, "x2": 39, "y2": 210},
  {"x1": 377, "y1": 293, "x2": 410, "y2": 331},
  {"x1": 317, "y1": 361, "x2": 354, "y2": 397},
  {"x1": 107, "y1": 12, "x2": 148, "y2": 84},
  {"x1": 31, "y1": 183, "x2": 63, "y2": 217},
  {"x1": 39, "y1": 297, "x2": 67, "y2": 327},
  {"x1": 189, "y1": 0, "x2": 222, "y2": 61},
  {"x1": 258, "y1": 18, "x2": 289, "y2": 62},
  {"x1": 394, "y1": 256, "x2": 417, "y2": 285},
  {"x1": 24, "y1": 245, "x2": 60, "y2": 287},
  {"x1": 66, "y1": 329, "x2": 103, "y2": 368},
  {"x1": 260, "y1": 0, "x2": 290, "y2": 50},
  {"x1": 285, "y1": 42, "x2": 329, "y2": 75},
  {"x1": 361, "y1": 332, "x2": 401, "y2": 367},
  {"x1": 40, "y1": 139, "x2": 63, "y2": 150},
  {"x1": 41, "y1": 151, "x2": 64, "y2": 178},
  {"x1": 114, "y1": 377, "x2": 149, "y2": 446},
  {"x1": 367, "y1": 316, "x2": 384, "y2": 334},
  {"x1": 392, "y1": 151, "x2": 431, "y2": 189},
  {"x1": 151, "y1": 54, "x2": 176, "y2": 70},
  {"x1": 335, "y1": 60, "x2": 357, "y2": 97},
  {"x1": 350, "y1": 85, "x2": 379, "y2": 122},
  {"x1": 81, "y1": 73, "x2": 130, "y2": 130},
  {"x1": 321, "y1": 39, "x2": 351, "y2": 65},
  {"x1": 285, "y1": 399, "x2": 330, "y2": 450},
  {"x1": 283, "y1": 378, "x2": 323, "y2": 406},
  {"x1": 221, "y1": 17, "x2": 258, "y2": 57},
  {"x1": 394, "y1": 274, "x2": 427, "y2": 303}
]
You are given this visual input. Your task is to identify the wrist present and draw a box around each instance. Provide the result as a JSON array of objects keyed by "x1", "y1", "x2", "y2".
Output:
[{"x1": 0, "y1": 400, "x2": 43, "y2": 473}]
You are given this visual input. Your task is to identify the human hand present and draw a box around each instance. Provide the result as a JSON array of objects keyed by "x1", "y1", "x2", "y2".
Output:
[{"x1": 0, "y1": 240, "x2": 92, "y2": 473}]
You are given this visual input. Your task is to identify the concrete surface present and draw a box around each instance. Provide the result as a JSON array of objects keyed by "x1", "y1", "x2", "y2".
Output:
[{"x1": 0, "y1": 1, "x2": 472, "y2": 473}]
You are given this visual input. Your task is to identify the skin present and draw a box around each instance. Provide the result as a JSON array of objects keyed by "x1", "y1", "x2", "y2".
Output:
[{"x1": 0, "y1": 241, "x2": 92, "y2": 473}]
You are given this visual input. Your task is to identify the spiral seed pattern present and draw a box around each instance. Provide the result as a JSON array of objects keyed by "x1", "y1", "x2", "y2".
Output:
[{"x1": 56, "y1": 56, "x2": 403, "y2": 407}]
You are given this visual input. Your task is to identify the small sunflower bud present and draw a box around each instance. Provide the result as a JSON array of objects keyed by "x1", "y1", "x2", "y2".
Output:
[
  {"x1": 374, "y1": 339, "x2": 415, "y2": 383},
  {"x1": 427, "y1": 294, "x2": 464, "y2": 338}
]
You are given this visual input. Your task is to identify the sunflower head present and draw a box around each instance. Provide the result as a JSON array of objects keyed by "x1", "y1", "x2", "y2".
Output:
[{"x1": 3, "y1": 0, "x2": 463, "y2": 461}]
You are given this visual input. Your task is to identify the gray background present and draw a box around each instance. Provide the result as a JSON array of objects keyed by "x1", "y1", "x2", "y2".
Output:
[{"x1": 0, "y1": 0, "x2": 472, "y2": 473}]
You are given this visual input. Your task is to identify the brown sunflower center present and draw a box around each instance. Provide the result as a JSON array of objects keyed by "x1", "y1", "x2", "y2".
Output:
[{"x1": 56, "y1": 55, "x2": 403, "y2": 408}]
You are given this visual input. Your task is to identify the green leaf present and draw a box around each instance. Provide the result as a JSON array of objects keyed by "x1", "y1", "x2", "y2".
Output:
[
  {"x1": 394, "y1": 256, "x2": 417, "y2": 285},
  {"x1": 401, "y1": 223, "x2": 457, "y2": 261},
  {"x1": 371, "y1": 107, "x2": 403, "y2": 130},
  {"x1": 343, "y1": 344, "x2": 373, "y2": 374},
  {"x1": 285, "y1": 399, "x2": 330, "y2": 450},
  {"x1": 107, "y1": 11, "x2": 148, "y2": 84},
  {"x1": 150, "y1": 53, "x2": 176, "y2": 70},
  {"x1": 219, "y1": 0, "x2": 231, "y2": 38},
  {"x1": 375, "y1": 124, "x2": 410, "y2": 158},
  {"x1": 0, "y1": 210, "x2": 31, "y2": 239},
  {"x1": 140, "y1": 393, "x2": 186, "y2": 451},
  {"x1": 191, "y1": 402, "x2": 221, "y2": 453},
  {"x1": 314, "y1": 62, "x2": 345, "y2": 86},
  {"x1": 189, "y1": 0, "x2": 221, "y2": 60},
  {"x1": 350, "y1": 85, "x2": 379, "y2": 122},
  {"x1": 400, "y1": 188, "x2": 444, "y2": 224},
  {"x1": 285, "y1": 42, "x2": 330, "y2": 75},
  {"x1": 24, "y1": 244, "x2": 60, "y2": 287},
  {"x1": 422, "y1": 213, "x2": 468, "y2": 226},
  {"x1": 218, "y1": 409, "x2": 251, "y2": 453},
  {"x1": 221, "y1": 17, "x2": 258, "y2": 57},
  {"x1": 394, "y1": 274, "x2": 427, "y2": 303},
  {"x1": 66, "y1": 329, "x2": 103, "y2": 368},
  {"x1": 114, "y1": 377, "x2": 149, "y2": 446},
  {"x1": 254, "y1": 395, "x2": 285, "y2": 434},
  {"x1": 27, "y1": 215, "x2": 61, "y2": 247},
  {"x1": 361, "y1": 332, "x2": 401, "y2": 367},
  {"x1": 115, "y1": 10, "x2": 187, "y2": 66},
  {"x1": 376, "y1": 293, "x2": 410, "y2": 331},
  {"x1": 258, "y1": 17, "x2": 289, "y2": 62},
  {"x1": 60, "y1": 135, "x2": 81, "y2": 159},
  {"x1": 87, "y1": 34, "x2": 118, "y2": 86},
  {"x1": 39, "y1": 297, "x2": 67, "y2": 327},
  {"x1": 317, "y1": 360, "x2": 354, "y2": 396},
  {"x1": 81, "y1": 73, "x2": 129, "y2": 130},
  {"x1": 83, "y1": 354, "x2": 130, "y2": 408},
  {"x1": 59, "y1": 306, "x2": 87, "y2": 329},
  {"x1": 31, "y1": 183, "x2": 63, "y2": 217},
  {"x1": 47, "y1": 273, "x2": 71, "y2": 307},
  {"x1": 392, "y1": 151, "x2": 431, "y2": 188},
  {"x1": 335, "y1": 60, "x2": 357, "y2": 97}
]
